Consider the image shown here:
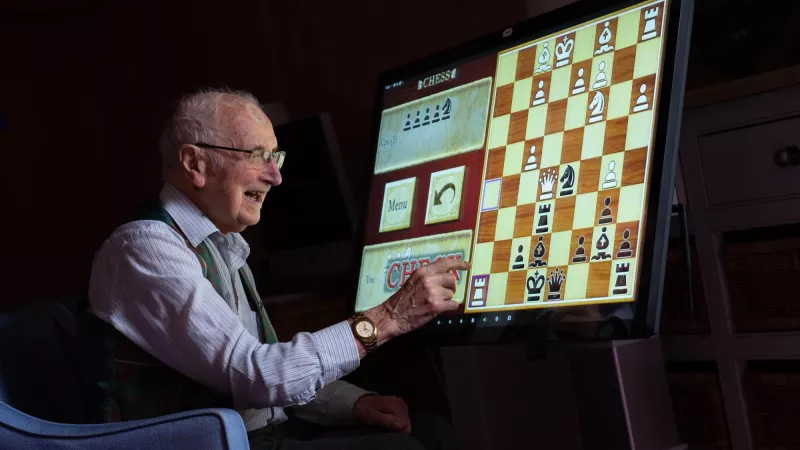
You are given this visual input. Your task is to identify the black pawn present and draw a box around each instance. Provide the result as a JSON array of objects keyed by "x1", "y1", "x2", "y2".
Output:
[
  {"x1": 616, "y1": 229, "x2": 632, "y2": 258},
  {"x1": 432, "y1": 105, "x2": 441, "y2": 123},
  {"x1": 403, "y1": 113, "x2": 412, "y2": 131},
  {"x1": 572, "y1": 236, "x2": 587, "y2": 263},
  {"x1": 422, "y1": 107, "x2": 431, "y2": 126},
  {"x1": 512, "y1": 244, "x2": 525, "y2": 270},
  {"x1": 598, "y1": 196, "x2": 613, "y2": 224},
  {"x1": 413, "y1": 111, "x2": 421, "y2": 128}
]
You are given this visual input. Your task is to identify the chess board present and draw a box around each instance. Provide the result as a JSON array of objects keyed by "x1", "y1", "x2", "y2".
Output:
[{"x1": 465, "y1": 0, "x2": 667, "y2": 311}]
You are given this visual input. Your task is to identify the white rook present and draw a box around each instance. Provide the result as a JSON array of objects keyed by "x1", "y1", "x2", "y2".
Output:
[{"x1": 642, "y1": 7, "x2": 659, "y2": 41}]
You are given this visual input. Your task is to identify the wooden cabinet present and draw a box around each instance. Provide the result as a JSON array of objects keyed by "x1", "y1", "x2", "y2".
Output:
[
  {"x1": 662, "y1": 66, "x2": 800, "y2": 450},
  {"x1": 698, "y1": 115, "x2": 800, "y2": 208}
]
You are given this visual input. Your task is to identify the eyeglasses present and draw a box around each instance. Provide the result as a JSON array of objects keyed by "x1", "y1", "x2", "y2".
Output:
[{"x1": 194, "y1": 142, "x2": 285, "y2": 169}]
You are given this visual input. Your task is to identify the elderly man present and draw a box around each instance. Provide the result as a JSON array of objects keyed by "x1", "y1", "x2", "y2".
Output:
[{"x1": 81, "y1": 88, "x2": 468, "y2": 450}]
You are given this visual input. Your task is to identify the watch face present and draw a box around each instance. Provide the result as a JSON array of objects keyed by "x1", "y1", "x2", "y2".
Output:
[{"x1": 355, "y1": 320, "x2": 375, "y2": 338}]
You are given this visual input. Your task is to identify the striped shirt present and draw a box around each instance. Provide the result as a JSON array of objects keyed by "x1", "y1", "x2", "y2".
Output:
[{"x1": 88, "y1": 183, "x2": 367, "y2": 431}]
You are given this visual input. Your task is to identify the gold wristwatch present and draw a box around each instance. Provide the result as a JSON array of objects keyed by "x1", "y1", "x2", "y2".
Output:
[{"x1": 351, "y1": 312, "x2": 378, "y2": 354}]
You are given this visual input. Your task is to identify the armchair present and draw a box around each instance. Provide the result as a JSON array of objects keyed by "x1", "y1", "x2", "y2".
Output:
[{"x1": 0, "y1": 301, "x2": 249, "y2": 449}]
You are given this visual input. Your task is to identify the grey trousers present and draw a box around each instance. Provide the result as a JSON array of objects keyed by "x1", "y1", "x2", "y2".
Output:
[{"x1": 247, "y1": 412, "x2": 459, "y2": 450}]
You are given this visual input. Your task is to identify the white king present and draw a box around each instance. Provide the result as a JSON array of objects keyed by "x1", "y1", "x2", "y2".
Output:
[{"x1": 555, "y1": 35, "x2": 574, "y2": 68}]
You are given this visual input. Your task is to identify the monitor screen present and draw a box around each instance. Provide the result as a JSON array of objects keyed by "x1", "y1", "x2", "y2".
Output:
[{"x1": 352, "y1": 0, "x2": 691, "y2": 341}]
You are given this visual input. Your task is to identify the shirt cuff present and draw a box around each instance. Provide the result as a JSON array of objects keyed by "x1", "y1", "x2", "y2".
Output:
[{"x1": 311, "y1": 321, "x2": 360, "y2": 382}]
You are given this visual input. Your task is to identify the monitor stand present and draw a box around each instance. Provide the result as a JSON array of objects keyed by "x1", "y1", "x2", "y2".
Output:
[{"x1": 439, "y1": 337, "x2": 684, "y2": 450}]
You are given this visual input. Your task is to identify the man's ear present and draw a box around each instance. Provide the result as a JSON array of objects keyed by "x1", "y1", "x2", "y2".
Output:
[{"x1": 177, "y1": 144, "x2": 208, "y2": 190}]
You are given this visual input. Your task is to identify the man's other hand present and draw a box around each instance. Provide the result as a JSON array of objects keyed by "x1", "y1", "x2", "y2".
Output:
[{"x1": 352, "y1": 395, "x2": 411, "y2": 434}]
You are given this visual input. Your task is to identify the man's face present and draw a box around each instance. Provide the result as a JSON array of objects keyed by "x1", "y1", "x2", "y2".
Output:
[{"x1": 199, "y1": 102, "x2": 282, "y2": 234}]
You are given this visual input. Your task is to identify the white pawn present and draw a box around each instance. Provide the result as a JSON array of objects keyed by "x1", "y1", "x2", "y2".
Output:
[
  {"x1": 532, "y1": 80, "x2": 546, "y2": 106},
  {"x1": 593, "y1": 61, "x2": 608, "y2": 89},
  {"x1": 572, "y1": 67, "x2": 586, "y2": 95},
  {"x1": 602, "y1": 160, "x2": 618, "y2": 189},
  {"x1": 633, "y1": 83, "x2": 649, "y2": 112},
  {"x1": 524, "y1": 145, "x2": 538, "y2": 171}
]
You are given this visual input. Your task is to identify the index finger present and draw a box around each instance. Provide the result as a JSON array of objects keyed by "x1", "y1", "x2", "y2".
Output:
[{"x1": 430, "y1": 257, "x2": 471, "y2": 273}]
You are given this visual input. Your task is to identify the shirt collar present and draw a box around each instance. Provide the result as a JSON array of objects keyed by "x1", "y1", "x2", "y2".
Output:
[
  {"x1": 160, "y1": 183, "x2": 222, "y2": 248},
  {"x1": 159, "y1": 183, "x2": 252, "y2": 261}
]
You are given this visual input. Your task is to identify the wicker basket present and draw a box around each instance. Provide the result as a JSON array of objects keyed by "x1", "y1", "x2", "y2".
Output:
[
  {"x1": 723, "y1": 235, "x2": 800, "y2": 332},
  {"x1": 744, "y1": 361, "x2": 800, "y2": 449},
  {"x1": 666, "y1": 363, "x2": 732, "y2": 450}
]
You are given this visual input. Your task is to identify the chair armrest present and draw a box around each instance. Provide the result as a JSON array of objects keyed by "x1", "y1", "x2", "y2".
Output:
[{"x1": 0, "y1": 402, "x2": 249, "y2": 450}]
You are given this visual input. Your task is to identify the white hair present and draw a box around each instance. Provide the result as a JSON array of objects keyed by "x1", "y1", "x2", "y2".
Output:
[{"x1": 158, "y1": 87, "x2": 261, "y2": 177}]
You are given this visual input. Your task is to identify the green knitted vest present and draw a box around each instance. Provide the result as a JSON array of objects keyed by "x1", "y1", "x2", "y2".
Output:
[{"x1": 80, "y1": 202, "x2": 277, "y2": 423}]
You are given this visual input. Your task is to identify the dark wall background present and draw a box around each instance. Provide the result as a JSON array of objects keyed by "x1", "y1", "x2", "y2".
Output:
[
  {"x1": 3, "y1": 0, "x2": 799, "y2": 312},
  {"x1": 0, "y1": 0, "x2": 528, "y2": 311}
]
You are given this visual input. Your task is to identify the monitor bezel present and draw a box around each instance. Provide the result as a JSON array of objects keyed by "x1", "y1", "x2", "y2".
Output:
[{"x1": 347, "y1": 0, "x2": 694, "y2": 344}]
